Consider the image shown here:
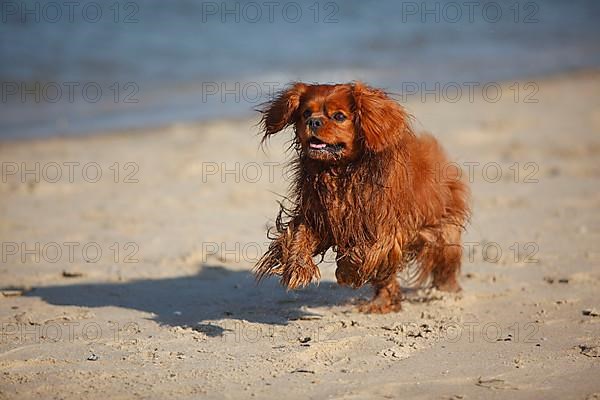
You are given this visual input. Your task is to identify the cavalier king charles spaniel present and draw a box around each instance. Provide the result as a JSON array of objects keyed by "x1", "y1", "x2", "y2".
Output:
[{"x1": 255, "y1": 82, "x2": 470, "y2": 313}]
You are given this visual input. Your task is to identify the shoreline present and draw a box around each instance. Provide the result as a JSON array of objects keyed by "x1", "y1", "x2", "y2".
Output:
[{"x1": 2, "y1": 67, "x2": 599, "y2": 144}]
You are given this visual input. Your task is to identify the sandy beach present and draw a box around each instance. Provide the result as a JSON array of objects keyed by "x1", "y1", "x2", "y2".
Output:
[{"x1": 1, "y1": 71, "x2": 599, "y2": 399}]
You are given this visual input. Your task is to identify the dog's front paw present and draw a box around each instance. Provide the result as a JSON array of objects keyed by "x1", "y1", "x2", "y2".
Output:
[
  {"x1": 335, "y1": 258, "x2": 364, "y2": 289},
  {"x1": 358, "y1": 279, "x2": 403, "y2": 314},
  {"x1": 358, "y1": 298, "x2": 402, "y2": 314},
  {"x1": 280, "y1": 256, "x2": 320, "y2": 289}
]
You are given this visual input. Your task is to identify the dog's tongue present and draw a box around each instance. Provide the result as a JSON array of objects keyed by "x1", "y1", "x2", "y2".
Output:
[{"x1": 310, "y1": 142, "x2": 327, "y2": 149}]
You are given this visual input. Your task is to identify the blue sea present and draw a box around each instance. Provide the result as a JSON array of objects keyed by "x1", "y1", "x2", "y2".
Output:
[{"x1": 1, "y1": 0, "x2": 599, "y2": 139}]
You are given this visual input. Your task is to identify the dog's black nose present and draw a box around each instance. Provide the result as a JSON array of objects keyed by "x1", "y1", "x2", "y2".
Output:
[{"x1": 307, "y1": 117, "x2": 323, "y2": 131}]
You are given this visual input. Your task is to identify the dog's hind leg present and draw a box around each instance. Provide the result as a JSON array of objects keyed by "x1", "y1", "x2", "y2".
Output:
[{"x1": 417, "y1": 223, "x2": 463, "y2": 292}]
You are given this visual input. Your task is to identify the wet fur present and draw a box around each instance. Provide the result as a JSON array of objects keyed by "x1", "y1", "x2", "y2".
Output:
[{"x1": 255, "y1": 82, "x2": 470, "y2": 313}]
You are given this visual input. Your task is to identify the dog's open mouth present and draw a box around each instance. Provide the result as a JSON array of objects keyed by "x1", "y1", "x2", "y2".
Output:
[{"x1": 307, "y1": 137, "x2": 344, "y2": 155}]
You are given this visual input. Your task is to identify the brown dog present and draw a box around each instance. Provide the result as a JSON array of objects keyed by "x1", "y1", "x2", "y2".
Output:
[{"x1": 255, "y1": 82, "x2": 470, "y2": 313}]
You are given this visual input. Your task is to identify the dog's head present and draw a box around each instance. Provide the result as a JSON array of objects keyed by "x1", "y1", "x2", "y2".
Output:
[{"x1": 260, "y1": 82, "x2": 411, "y2": 163}]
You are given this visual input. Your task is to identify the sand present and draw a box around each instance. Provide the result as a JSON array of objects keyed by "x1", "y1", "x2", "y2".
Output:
[{"x1": 1, "y1": 71, "x2": 599, "y2": 399}]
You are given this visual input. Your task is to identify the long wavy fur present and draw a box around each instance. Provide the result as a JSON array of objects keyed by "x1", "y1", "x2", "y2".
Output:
[{"x1": 254, "y1": 82, "x2": 470, "y2": 299}]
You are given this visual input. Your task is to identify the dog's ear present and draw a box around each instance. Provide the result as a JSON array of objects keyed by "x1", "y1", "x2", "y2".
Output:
[
  {"x1": 260, "y1": 82, "x2": 307, "y2": 142},
  {"x1": 352, "y1": 81, "x2": 412, "y2": 152}
]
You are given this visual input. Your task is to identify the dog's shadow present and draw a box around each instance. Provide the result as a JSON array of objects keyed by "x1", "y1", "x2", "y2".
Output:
[{"x1": 27, "y1": 265, "x2": 368, "y2": 334}]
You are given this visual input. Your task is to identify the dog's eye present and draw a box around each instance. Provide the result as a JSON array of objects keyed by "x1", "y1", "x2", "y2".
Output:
[
  {"x1": 333, "y1": 112, "x2": 346, "y2": 122},
  {"x1": 302, "y1": 109, "x2": 312, "y2": 118}
]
